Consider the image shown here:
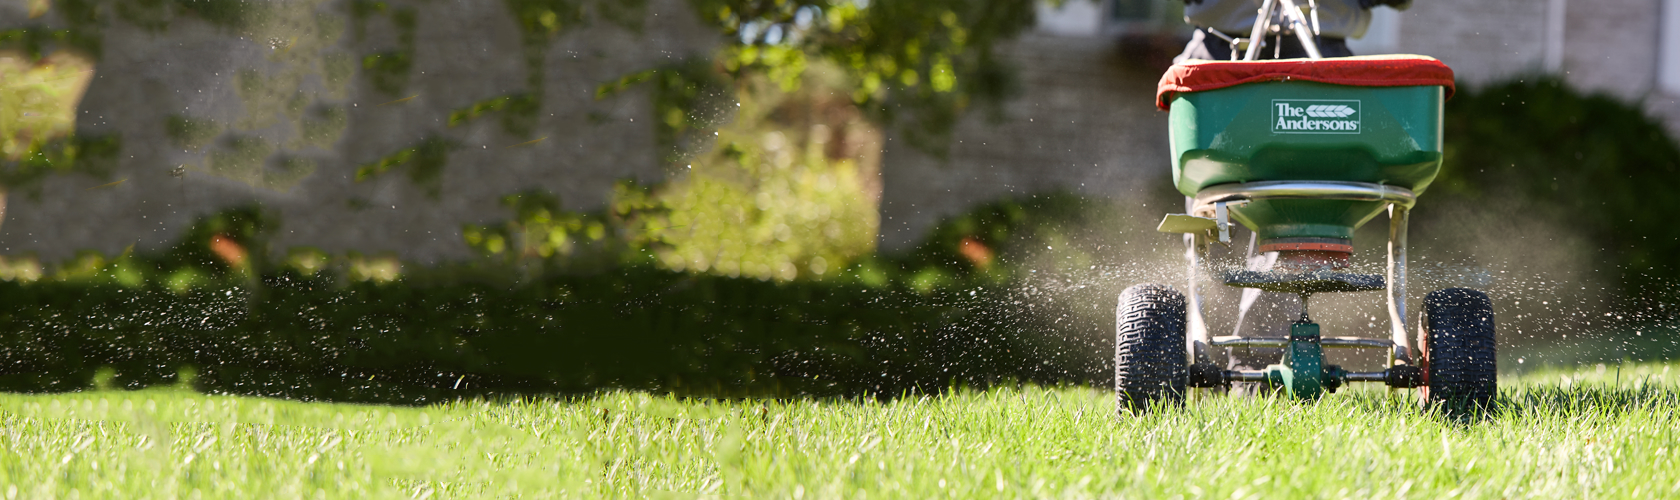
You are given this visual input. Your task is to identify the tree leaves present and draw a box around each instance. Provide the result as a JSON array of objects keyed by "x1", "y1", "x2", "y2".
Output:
[{"x1": 687, "y1": 0, "x2": 1036, "y2": 157}]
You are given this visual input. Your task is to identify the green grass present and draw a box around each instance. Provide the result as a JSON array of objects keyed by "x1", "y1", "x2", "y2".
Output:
[{"x1": 1, "y1": 364, "x2": 1676, "y2": 499}]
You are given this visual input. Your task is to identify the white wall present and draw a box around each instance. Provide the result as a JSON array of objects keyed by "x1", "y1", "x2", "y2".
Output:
[
  {"x1": 1660, "y1": 0, "x2": 1680, "y2": 94},
  {"x1": 1036, "y1": 0, "x2": 1106, "y2": 37},
  {"x1": 1347, "y1": 6, "x2": 1402, "y2": 55}
]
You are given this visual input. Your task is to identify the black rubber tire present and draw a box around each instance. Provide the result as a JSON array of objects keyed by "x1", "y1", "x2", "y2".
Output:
[
  {"x1": 1115, "y1": 284, "x2": 1188, "y2": 414},
  {"x1": 1421, "y1": 287, "x2": 1497, "y2": 415}
]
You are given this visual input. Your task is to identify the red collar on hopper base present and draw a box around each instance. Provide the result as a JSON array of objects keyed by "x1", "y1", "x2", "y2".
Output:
[{"x1": 1157, "y1": 55, "x2": 1457, "y2": 111}]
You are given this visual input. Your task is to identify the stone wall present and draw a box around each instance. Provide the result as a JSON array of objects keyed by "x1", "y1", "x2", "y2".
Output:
[
  {"x1": 0, "y1": 0, "x2": 718, "y2": 263},
  {"x1": 878, "y1": 33, "x2": 1176, "y2": 250},
  {"x1": 1393, "y1": 0, "x2": 1552, "y2": 87}
]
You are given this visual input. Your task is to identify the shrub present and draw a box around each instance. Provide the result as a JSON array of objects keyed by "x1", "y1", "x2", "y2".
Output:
[
  {"x1": 0, "y1": 197, "x2": 1115, "y2": 404},
  {"x1": 1436, "y1": 78, "x2": 1680, "y2": 310}
]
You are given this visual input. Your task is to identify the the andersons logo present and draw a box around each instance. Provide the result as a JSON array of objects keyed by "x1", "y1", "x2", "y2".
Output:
[{"x1": 1272, "y1": 99, "x2": 1361, "y2": 134}]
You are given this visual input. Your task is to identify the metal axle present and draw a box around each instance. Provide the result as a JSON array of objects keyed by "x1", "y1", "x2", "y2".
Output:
[
  {"x1": 1190, "y1": 319, "x2": 1424, "y2": 394},
  {"x1": 1212, "y1": 335, "x2": 1394, "y2": 349},
  {"x1": 1203, "y1": 367, "x2": 1415, "y2": 388},
  {"x1": 1222, "y1": 370, "x2": 1387, "y2": 382},
  {"x1": 1168, "y1": 185, "x2": 1422, "y2": 398}
]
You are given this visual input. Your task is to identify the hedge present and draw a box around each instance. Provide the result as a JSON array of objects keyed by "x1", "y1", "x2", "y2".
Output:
[{"x1": 0, "y1": 195, "x2": 1117, "y2": 404}]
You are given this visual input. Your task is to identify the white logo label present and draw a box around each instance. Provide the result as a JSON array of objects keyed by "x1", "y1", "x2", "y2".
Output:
[{"x1": 1271, "y1": 99, "x2": 1361, "y2": 134}]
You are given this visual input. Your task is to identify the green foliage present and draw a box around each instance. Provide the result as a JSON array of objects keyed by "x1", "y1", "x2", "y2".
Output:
[
  {"x1": 359, "y1": 50, "x2": 413, "y2": 96},
  {"x1": 54, "y1": 0, "x2": 105, "y2": 29},
  {"x1": 347, "y1": 0, "x2": 389, "y2": 40},
  {"x1": 461, "y1": 190, "x2": 619, "y2": 266},
  {"x1": 0, "y1": 134, "x2": 119, "y2": 190},
  {"x1": 297, "y1": 105, "x2": 348, "y2": 149},
  {"x1": 597, "y1": 60, "x2": 733, "y2": 156},
  {"x1": 56, "y1": 0, "x2": 292, "y2": 38},
  {"x1": 321, "y1": 52, "x2": 357, "y2": 91},
  {"x1": 36, "y1": 205, "x2": 268, "y2": 293},
  {"x1": 1, "y1": 49, "x2": 97, "y2": 169},
  {"x1": 362, "y1": 0, "x2": 647, "y2": 175},
  {"x1": 206, "y1": 135, "x2": 273, "y2": 178},
  {"x1": 0, "y1": 198, "x2": 1127, "y2": 401},
  {"x1": 165, "y1": 115, "x2": 221, "y2": 151},
  {"x1": 504, "y1": 0, "x2": 588, "y2": 47},
  {"x1": 157, "y1": 205, "x2": 274, "y2": 275},
  {"x1": 447, "y1": 93, "x2": 541, "y2": 138},
  {"x1": 595, "y1": 68, "x2": 885, "y2": 281},
  {"x1": 29, "y1": 0, "x2": 352, "y2": 192},
  {"x1": 897, "y1": 192, "x2": 1119, "y2": 285},
  {"x1": 1436, "y1": 78, "x2": 1680, "y2": 302},
  {"x1": 353, "y1": 135, "x2": 456, "y2": 195},
  {"x1": 265, "y1": 155, "x2": 316, "y2": 189},
  {"x1": 683, "y1": 0, "x2": 1037, "y2": 156},
  {"x1": 504, "y1": 0, "x2": 645, "y2": 49},
  {"x1": 0, "y1": 27, "x2": 101, "y2": 59},
  {"x1": 0, "y1": 263, "x2": 1046, "y2": 402},
  {"x1": 112, "y1": 0, "x2": 175, "y2": 31},
  {"x1": 162, "y1": 0, "x2": 274, "y2": 31},
  {"x1": 445, "y1": 0, "x2": 652, "y2": 143},
  {"x1": 350, "y1": 4, "x2": 417, "y2": 96}
]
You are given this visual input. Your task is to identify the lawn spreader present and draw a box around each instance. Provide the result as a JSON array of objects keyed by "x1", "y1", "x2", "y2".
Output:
[{"x1": 1120, "y1": 3, "x2": 1494, "y2": 414}]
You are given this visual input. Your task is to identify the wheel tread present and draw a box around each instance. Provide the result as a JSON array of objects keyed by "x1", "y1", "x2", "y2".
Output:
[
  {"x1": 1423, "y1": 287, "x2": 1497, "y2": 414},
  {"x1": 1115, "y1": 284, "x2": 1188, "y2": 413}
]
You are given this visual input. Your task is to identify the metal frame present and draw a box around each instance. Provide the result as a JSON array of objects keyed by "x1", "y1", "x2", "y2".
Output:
[
  {"x1": 1170, "y1": 181, "x2": 1415, "y2": 247},
  {"x1": 1212, "y1": 335, "x2": 1393, "y2": 349},
  {"x1": 1174, "y1": 2, "x2": 1430, "y2": 396},
  {"x1": 1190, "y1": 181, "x2": 1416, "y2": 218},
  {"x1": 1222, "y1": 370, "x2": 1387, "y2": 382},
  {"x1": 1241, "y1": 0, "x2": 1324, "y2": 61},
  {"x1": 1386, "y1": 204, "x2": 1413, "y2": 366},
  {"x1": 1180, "y1": 181, "x2": 1419, "y2": 392}
]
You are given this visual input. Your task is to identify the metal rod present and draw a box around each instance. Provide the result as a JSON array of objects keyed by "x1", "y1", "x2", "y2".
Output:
[
  {"x1": 1324, "y1": 337, "x2": 1396, "y2": 349},
  {"x1": 1226, "y1": 370, "x2": 1391, "y2": 383},
  {"x1": 1212, "y1": 335, "x2": 1394, "y2": 349},
  {"x1": 1386, "y1": 205, "x2": 1414, "y2": 366},
  {"x1": 1243, "y1": 0, "x2": 1277, "y2": 61},
  {"x1": 1308, "y1": 0, "x2": 1320, "y2": 36},
  {"x1": 1196, "y1": 181, "x2": 1417, "y2": 207},
  {"x1": 1214, "y1": 336, "x2": 1287, "y2": 348},
  {"x1": 1345, "y1": 371, "x2": 1388, "y2": 382},
  {"x1": 1275, "y1": 0, "x2": 1323, "y2": 59},
  {"x1": 1184, "y1": 197, "x2": 1214, "y2": 366}
]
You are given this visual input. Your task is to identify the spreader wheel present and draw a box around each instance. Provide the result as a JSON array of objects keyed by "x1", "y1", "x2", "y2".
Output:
[
  {"x1": 1420, "y1": 287, "x2": 1497, "y2": 415},
  {"x1": 1115, "y1": 284, "x2": 1188, "y2": 414}
]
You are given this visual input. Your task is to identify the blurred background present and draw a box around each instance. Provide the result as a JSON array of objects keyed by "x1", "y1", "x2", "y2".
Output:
[{"x1": 2, "y1": 0, "x2": 1678, "y2": 401}]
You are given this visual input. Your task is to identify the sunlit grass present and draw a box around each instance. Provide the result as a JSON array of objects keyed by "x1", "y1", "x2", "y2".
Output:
[{"x1": 0, "y1": 363, "x2": 1676, "y2": 499}]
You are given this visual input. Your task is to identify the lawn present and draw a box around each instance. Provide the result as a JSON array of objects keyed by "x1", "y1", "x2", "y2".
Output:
[{"x1": 0, "y1": 363, "x2": 1675, "y2": 499}]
